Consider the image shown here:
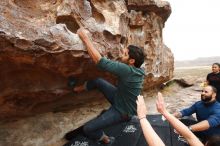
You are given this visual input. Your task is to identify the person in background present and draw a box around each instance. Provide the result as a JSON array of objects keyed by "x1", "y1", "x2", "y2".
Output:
[
  {"x1": 173, "y1": 85, "x2": 220, "y2": 142},
  {"x1": 137, "y1": 92, "x2": 220, "y2": 146},
  {"x1": 207, "y1": 63, "x2": 220, "y2": 102}
]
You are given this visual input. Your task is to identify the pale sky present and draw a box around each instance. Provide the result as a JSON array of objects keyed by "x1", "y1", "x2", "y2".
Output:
[{"x1": 163, "y1": 0, "x2": 220, "y2": 61}]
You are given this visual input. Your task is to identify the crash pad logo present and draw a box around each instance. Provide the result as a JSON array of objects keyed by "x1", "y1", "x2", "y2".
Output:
[
  {"x1": 123, "y1": 125, "x2": 137, "y2": 133},
  {"x1": 177, "y1": 135, "x2": 188, "y2": 144},
  {"x1": 71, "y1": 141, "x2": 89, "y2": 146}
]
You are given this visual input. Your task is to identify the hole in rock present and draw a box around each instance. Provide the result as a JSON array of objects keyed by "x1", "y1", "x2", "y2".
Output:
[
  {"x1": 87, "y1": 0, "x2": 105, "y2": 24},
  {"x1": 120, "y1": 36, "x2": 127, "y2": 44},
  {"x1": 92, "y1": 8, "x2": 105, "y2": 24},
  {"x1": 103, "y1": 30, "x2": 117, "y2": 42},
  {"x1": 56, "y1": 15, "x2": 80, "y2": 33}
]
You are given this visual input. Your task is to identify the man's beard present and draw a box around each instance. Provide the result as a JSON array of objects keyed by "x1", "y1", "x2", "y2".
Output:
[{"x1": 201, "y1": 95, "x2": 212, "y2": 102}]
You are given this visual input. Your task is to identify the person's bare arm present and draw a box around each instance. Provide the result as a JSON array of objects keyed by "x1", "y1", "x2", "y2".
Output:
[
  {"x1": 190, "y1": 120, "x2": 210, "y2": 132},
  {"x1": 77, "y1": 28, "x2": 102, "y2": 64},
  {"x1": 136, "y1": 95, "x2": 165, "y2": 146},
  {"x1": 156, "y1": 92, "x2": 204, "y2": 146}
]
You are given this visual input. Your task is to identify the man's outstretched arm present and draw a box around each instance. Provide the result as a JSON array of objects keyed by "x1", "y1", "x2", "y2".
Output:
[
  {"x1": 77, "y1": 28, "x2": 102, "y2": 64},
  {"x1": 190, "y1": 120, "x2": 210, "y2": 132}
]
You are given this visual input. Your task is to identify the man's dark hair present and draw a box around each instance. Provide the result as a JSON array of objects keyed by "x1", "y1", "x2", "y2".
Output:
[
  {"x1": 210, "y1": 85, "x2": 217, "y2": 94},
  {"x1": 127, "y1": 45, "x2": 145, "y2": 68},
  {"x1": 206, "y1": 136, "x2": 220, "y2": 146},
  {"x1": 212, "y1": 62, "x2": 220, "y2": 68}
]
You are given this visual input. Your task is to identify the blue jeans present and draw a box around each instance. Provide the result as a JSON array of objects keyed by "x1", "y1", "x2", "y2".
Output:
[{"x1": 83, "y1": 78, "x2": 128, "y2": 140}]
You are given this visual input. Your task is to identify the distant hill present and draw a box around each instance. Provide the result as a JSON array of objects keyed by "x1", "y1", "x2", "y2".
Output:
[{"x1": 175, "y1": 56, "x2": 220, "y2": 67}]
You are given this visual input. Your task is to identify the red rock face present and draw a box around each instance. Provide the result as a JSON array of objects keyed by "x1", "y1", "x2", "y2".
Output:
[{"x1": 0, "y1": 0, "x2": 174, "y2": 120}]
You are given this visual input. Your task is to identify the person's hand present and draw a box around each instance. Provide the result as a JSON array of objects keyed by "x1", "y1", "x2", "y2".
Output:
[
  {"x1": 136, "y1": 95, "x2": 147, "y2": 119},
  {"x1": 156, "y1": 92, "x2": 167, "y2": 114},
  {"x1": 173, "y1": 111, "x2": 182, "y2": 119},
  {"x1": 77, "y1": 27, "x2": 85, "y2": 35},
  {"x1": 77, "y1": 28, "x2": 89, "y2": 39}
]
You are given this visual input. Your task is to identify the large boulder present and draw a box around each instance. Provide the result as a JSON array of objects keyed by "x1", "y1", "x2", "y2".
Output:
[{"x1": 0, "y1": 0, "x2": 174, "y2": 120}]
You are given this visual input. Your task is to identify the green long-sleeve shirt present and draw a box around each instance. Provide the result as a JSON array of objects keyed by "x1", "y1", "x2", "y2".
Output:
[{"x1": 97, "y1": 57, "x2": 145, "y2": 116}]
